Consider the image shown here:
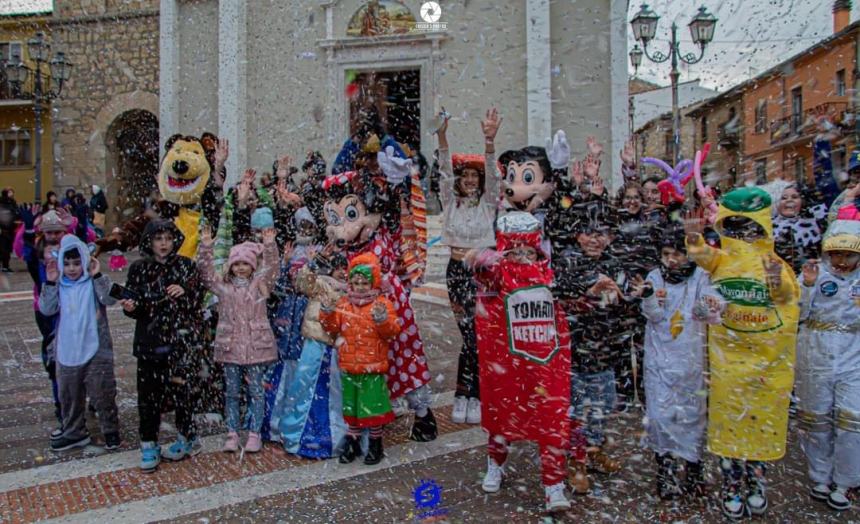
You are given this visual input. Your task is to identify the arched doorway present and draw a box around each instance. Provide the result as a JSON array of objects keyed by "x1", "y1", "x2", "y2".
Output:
[{"x1": 104, "y1": 109, "x2": 159, "y2": 225}]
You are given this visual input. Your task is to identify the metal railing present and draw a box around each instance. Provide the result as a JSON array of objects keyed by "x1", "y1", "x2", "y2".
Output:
[{"x1": 770, "y1": 101, "x2": 850, "y2": 145}]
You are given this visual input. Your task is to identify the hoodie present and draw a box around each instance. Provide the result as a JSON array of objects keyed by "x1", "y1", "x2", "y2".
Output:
[
  {"x1": 123, "y1": 219, "x2": 204, "y2": 360},
  {"x1": 38, "y1": 235, "x2": 115, "y2": 366}
]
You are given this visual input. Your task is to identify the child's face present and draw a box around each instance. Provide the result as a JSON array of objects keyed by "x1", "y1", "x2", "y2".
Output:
[
  {"x1": 63, "y1": 256, "x2": 83, "y2": 281},
  {"x1": 504, "y1": 245, "x2": 538, "y2": 264},
  {"x1": 721, "y1": 216, "x2": 766, "y2": 242},
  {"x1": 152, "y1": 232, "x2": 175, "y2": 259},
  {"x1": 298, "y1": 220, "x2": 316, "y2": 238},
  {"x1": 622, "y1": 187, "x2": 642, "y2": 215},
  {"x1": 829, "y1": 250, "x2": 860, "y2": 275},
  {"x1": 660, "y1": 246, "x2": 687, "y2": 270},
  {"x1": 642, "y1": 181, "x2": 661, "y2": 207},
  {"x1": 43, "y1": 230, "x2": 64, "y2": 245},
  {"x1": 777, "y1": 187, "x2": 802, "y2": 218},
  {"x1": 576, "y1": 230, "x2": 611, "y2": 258},
  {"x1": 349, "y1": 273, "x2": 371, "y2": 293},
  {"x1": 457, "y1": 169, "x2": 481, "y2": 196},
  {"x1": 231, "y1": 261, "x2": 254, "y2": 279}
]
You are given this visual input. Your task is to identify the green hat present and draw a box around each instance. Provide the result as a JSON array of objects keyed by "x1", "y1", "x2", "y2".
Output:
[
  {"x1": 721, "y1": 187, "x2": 772, "y2": 213},
  {"x1": 349, "y1": 264, "x2": 374, "y2": 285}
]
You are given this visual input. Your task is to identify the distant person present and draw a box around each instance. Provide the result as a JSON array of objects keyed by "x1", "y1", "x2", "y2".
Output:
[
  {"x1": 89, "y1": 185, "x2": 108, "y2": 238},
  {"x1": 0, "y1": 188, "x2": 19, "y2": 272}
]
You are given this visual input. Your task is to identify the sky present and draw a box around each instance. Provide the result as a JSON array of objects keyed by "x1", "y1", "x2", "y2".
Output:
[{"x1": 627, "y1": 0, "x2": 860, "y2": 90}]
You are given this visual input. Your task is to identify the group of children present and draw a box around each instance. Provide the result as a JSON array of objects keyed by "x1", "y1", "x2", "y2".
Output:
[{"x1": 21, "y1": 111, "x2": 860, "y2": 518}]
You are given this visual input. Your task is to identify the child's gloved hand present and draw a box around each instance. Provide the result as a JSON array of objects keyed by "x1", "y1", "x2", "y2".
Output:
[
  {"x1": 546, "y1": 129, "x2": 570, "y2": 170},
  {"x1": 801, "y1": 259, "x2": 819, "y2": 287},
  {"x1": 371, "y1": 301, "x2": 388, "y2": 324}
]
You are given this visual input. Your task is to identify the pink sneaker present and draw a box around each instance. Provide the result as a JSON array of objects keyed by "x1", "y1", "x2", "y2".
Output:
[
  {"x1": 222, "y1": 431, "x2": 240, "y2": 452},
  {"x1": 245, "y1": 432, "x2": 262, "y2": 453}
]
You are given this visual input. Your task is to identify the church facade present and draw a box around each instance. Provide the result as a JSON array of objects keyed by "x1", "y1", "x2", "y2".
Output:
[{"x1": 161, "y1": 0, "x2": 629, "y2": 185}]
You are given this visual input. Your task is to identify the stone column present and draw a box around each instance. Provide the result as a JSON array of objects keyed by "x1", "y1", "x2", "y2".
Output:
[
  {"x1": 609, "y1": 0, "x2": 629, "y2": 188},
  {"x1": 218, "y1": 0, "x2": 248, "y2": 188},
  {"x1": 159, "y1": 0, "x2": 179, "y2": 148},
  {"x1": 526, "y1": 0, "x2": 551, "y2": 145}
]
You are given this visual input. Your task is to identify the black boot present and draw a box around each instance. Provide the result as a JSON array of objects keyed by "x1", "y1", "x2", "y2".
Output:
[
  {"x1": 684, "y1": 460, "x2": 706, "y2": 498},
  {"x1": 364, "y1": 437, "x2": 384, "y2": 465},
  {"x1": 410, "y1": 409, "x2": 438, "y2": 442},
  {"x1": 339, "y1": 435, "x2": 362, "y2": 464},
  {"x1": 655, "y1": 453, "x2": 681, "y2": 500}
]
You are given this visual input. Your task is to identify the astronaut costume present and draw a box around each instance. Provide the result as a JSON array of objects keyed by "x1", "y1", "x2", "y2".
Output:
[{"x1": 796, "y1": 219, "x2": 860, "y2": 497}]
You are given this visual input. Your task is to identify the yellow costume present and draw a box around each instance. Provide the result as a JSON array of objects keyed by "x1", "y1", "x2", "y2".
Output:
[{"x1": 687, "y1": 187, "x2": 799, "y2": 461}]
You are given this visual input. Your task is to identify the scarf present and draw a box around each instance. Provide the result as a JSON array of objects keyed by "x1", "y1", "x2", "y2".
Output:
[
  {"x1": 661, "y1": 261, "x2": 696, "y2": 285},
  {"x1": 347, "y1": 288, "x2": 379, "y2": 306},
  {"x1": 56, "y1": 236, "x2": 100, "y2": 367}
]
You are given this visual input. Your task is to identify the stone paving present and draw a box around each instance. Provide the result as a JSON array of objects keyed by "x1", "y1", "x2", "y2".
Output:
[{"x1": 0, "y1": 243, "x2": 857, "y2": 522}]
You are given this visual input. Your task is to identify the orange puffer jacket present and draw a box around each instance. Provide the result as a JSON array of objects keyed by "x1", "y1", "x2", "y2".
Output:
[{"x1": 320, "y1": 296, "x2": 400, "y2": 374}]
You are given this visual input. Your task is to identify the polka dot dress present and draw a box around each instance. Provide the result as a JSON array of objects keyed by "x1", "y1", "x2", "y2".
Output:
[{"x1": 346, "y1": 227, "x2": 430, "y2": 399}]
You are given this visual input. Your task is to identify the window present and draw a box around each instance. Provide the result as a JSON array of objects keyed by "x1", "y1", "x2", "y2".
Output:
[
  {"x1": 0, "y1": 41, "x2": 23, "y2": 63},
  {"x1": 755, "y1": 100, "x2": 767, "y2": 134},
  {"x1": 701, "y1": 116, "x2": 708, "y2": 145},
  {"x1": 664, "y1": 128, "x2": 673, "y2": 159},
  {"x1": 837, "y1": 69, "x2": 846, "y2": 97},
  {"x1": 0, "y1": 129, "x2": 32, "y2": 167},
  {"x1": 794, "y1": 157, "x2": 806, "y2": 184},
  {"x1": 791, "y1": 87, "x2": 803, "y2": 133},
  {"x1": 754, "y1": 159, "x2": 767, "y2": 184}
]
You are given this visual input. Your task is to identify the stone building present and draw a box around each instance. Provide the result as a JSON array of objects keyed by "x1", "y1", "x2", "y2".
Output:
[
  {"x1": 634, "y1": 102, "x2": 701, "y2": 182},
  {"x1": 0, "y1": 0, "x2": 159, "y2": 221},
  {"x1": 161, "y1": 0, "x2": 630, "y2": 189}
]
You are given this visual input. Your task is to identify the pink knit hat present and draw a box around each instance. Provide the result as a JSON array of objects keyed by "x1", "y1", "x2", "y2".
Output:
[{"x1": 227, "y1": 241, "x2": 263, "y2": 272}]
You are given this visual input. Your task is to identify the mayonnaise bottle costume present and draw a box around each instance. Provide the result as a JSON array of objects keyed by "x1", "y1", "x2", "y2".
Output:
[
  {"x1": 687, "y1": 187, "x2": 799, "y2": 461},
  {"x1": 796, "y1": 220, "x2": 860, "y2": 496}
]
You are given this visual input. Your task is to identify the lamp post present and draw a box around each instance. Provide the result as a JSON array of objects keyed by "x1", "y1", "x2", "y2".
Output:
[
  {"x1": 630, "y1": 4, "x2": 717, "y2": 165},
  {"x1": 6, "y1": 32, "x2": 72, "y2": 201}
]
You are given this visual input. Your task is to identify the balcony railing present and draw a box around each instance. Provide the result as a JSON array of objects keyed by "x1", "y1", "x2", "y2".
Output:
[
  {"x1": 770, "y1": 101, "x2": 849, "y2": 145},
  {"x1": 717, "y1": 122, "x2": 739, "y2": 147}
]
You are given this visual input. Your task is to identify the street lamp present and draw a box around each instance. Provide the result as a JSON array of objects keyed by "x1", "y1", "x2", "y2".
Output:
[
  {"x1": 5, "y1": 32, "x2": 73, "y2": 201},
  {"x1": 630, "y1": 4, "x2": 717, "y2": 165}
]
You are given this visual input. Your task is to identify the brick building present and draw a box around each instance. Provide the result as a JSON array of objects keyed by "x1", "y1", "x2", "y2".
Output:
[{"x1": 0, "y1": 0, "x2": 159, "y2": 223}]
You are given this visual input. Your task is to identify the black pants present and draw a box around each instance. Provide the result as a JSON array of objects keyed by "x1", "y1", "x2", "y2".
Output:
[
  {"x1": 446, "y1": 258, "x2": 479, "y2": 399},
  {"x1": 137, "y1": 357, "x2": 196, "y2": 443},
  {"x1": 0, "y1": 230, "x2": 12, "y2": 269},
  {"x1": 34, "y1": 310, "x2": 61, "y2": 423}
]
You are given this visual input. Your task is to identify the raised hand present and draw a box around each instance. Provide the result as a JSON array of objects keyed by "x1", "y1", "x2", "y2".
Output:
[
  {"x1": 282, "y1": 241, "x2": 295, "y2": 262},
  {"x1": 620, "y1": 139, "x2": 635, "y2": 167},
  {"x1": 200, "y1": 225, "x2": 215, "y2": 247},
  {"x1": 583, "y1": 153, "x2": 601, "y2": 180},
  {"x1": 762, "y1": 256, "x2": 784, "y2": 289},
  {"x1": 570, "y1": 160, "x2": 585, "y2": 187},
  {"x1": 371, "y1": 301, "x2": 388, "y2": 324},
  {"x1": 261, "y1": 227, "x2": 277, "y2": 246},
  {"x1": 275, "y1": 155, "x2": 292, "y2": 180},
  {"x1": 683, "y1": 208, "x2": 706, "y2": 244},
  {"x1": 88, "y1": 257, "x2": 100, "y2": 276},
  {"x1": 546, "y1": 130, "x2": 570, "y2": 170},
  {"x1": 276, "y1": 180, "x2": 302, "y2": 207},
  {"x1": 590, "y1": 171, "x2": 605, "y2": 196},
  {"x1": 214, "y1": 139, "x2": 229, "y2": 169},
  {"x1": 628, "y1": 274, "x2": 651, "y2": 298},
  {"x1": 801, "y1": 259, "x2": 819, "y2": 287},
  {"x1": 481, "y1": 108, "x2": 502, "y2": 142},
  {"x1": 236, "y1": 179, "x2": 252, "y2": 205},
  {"x1": 586, "y1": 136, "x2": 604, "y2": 158},
  {"x1": 45, "y1": 258, "x2": 59, "y2": 283}
]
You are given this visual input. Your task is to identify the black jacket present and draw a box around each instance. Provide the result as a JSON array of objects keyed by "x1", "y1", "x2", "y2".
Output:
[{"x1": 123, "y1": 219, "x2": 203, "y2": 361}]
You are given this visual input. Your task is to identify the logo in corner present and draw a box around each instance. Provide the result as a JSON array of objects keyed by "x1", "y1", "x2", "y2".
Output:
[
  {"x1": 416, "y1": 2, "x2": 447, "y2": 31},
  {"x1": 413, "y1": 479, "x2": 448, "y2": 521}
]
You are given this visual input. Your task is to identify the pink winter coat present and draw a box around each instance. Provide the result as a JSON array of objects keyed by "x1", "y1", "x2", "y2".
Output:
[{"x1": 198, "y1": 241, "x2": 279, "y2": 366}]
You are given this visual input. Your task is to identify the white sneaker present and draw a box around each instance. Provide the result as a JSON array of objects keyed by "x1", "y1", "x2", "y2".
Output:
[
  {"x1": 809, "y1": 483, "x2": 830, "y2": 501},
  {"x1": 828, "y1": 486, "x2": 851, "y2": 511},
  {"x1": 545, "y1": 482, "x2": 571, "y2": 512},
  {"x1": 466, "y1": 398, "x2": 481, "y2": 424},
  {"x1": 451, "y1": 396, "x2": 467, "y2": 424},
  {"x1": 481, "y1": 457, "x2": 504, "y2": 493}
]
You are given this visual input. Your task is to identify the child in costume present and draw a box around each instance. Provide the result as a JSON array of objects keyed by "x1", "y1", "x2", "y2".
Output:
[
  {"x1": 469, "y1": 212, "x2": 572, "y2": 512},
  {"x1": 199, "y1": 226, "x2": 279, "y2": 453},
  {"x1": 320, "y1": 252, "x2": 401, "y2": 465},
  {"x1": 796, "y1": 219, "x2": 860, "y2": 511},
  {"x1": 685, "y1": 187, "x2": 800, "y2": 519},
  {"x1": 278, "y1": 252, "x2": 349, "y2": 458},
  {"x1": 40, "y1": 235, "x2": 120, "y2": 452},
  {"x1": 122, "y1": 219, "x2": 205, "y2": 472},
  {"x1": 437, "y1": 108, "x2": 501, "y2": 424},
  {"x1": 638, "y1": 222, "x2": 723, "y2": 500}
]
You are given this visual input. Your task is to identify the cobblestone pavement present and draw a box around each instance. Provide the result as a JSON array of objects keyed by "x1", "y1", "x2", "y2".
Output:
[{"x1": 0, "y1": 258, "x2": 856, "y2": 522}]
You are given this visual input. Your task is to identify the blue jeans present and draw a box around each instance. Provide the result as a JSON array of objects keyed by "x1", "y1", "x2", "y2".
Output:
[
  {"x1": 225, "y1": 363, "x2": 268, "y2": 433},
  {"x1": 571, "y1": 370, "x2": 617, "y2": 447}
]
